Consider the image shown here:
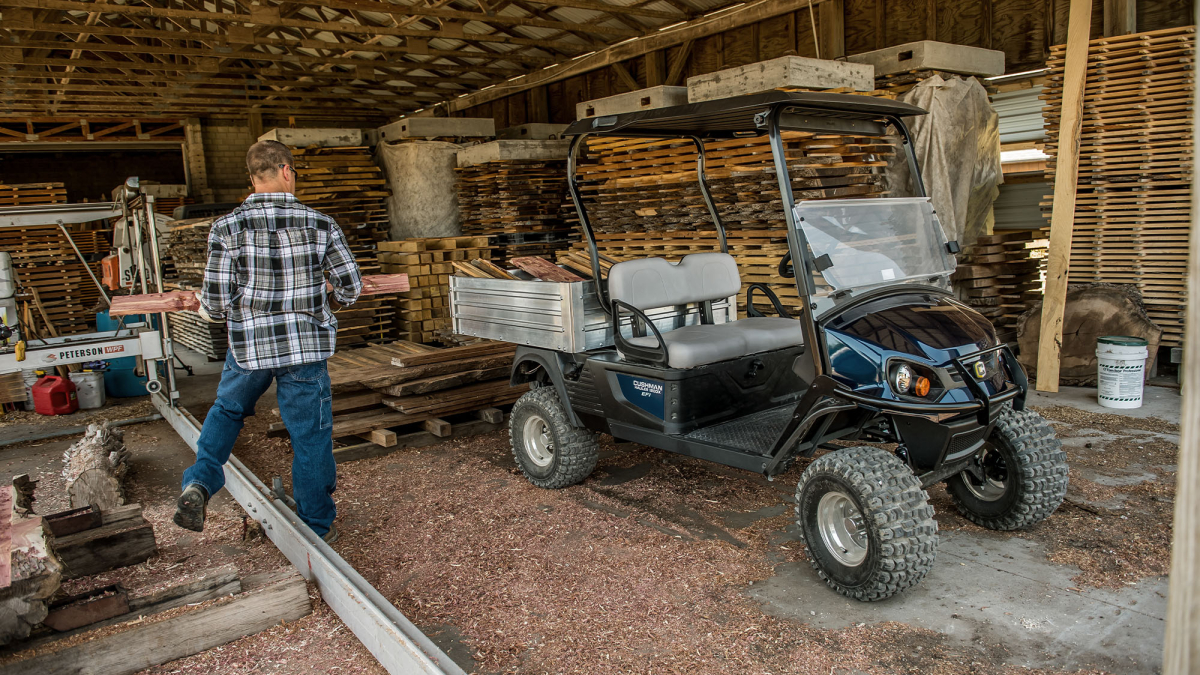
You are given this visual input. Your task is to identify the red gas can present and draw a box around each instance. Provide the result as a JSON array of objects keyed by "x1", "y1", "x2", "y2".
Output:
[{"x1": 32, "y1": 376, "x2": 79, "y2": 416}]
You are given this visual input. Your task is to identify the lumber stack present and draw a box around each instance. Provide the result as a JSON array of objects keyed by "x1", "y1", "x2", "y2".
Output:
[
  {"x1": 161, "y1": 217, "x2": 228, "y2": 357},
  {"x1": 378, "y1": 236, "x2": 490, "y2": 344},
  {"x1": 560, "y1": 132, "x2": 896, "y2": 315},
  {"x1": 0, "y1": 182, "x2": 66, "y2": 206},
  {"x1": 268, "y1": 340, "x2": 525, "y2": 448},
  {"x1": 1042, "y1": 25, "x2": 1195, "y2": 345},
  {"x1": 455, "y1": 160, "x2": 574, "y2": 264},
  {"x1": 292, "y1": 145, "x2": 396, "y2": 344},
  {"x1": 951, "y1": 232, "x2": 1048, "y2": 337},
  {"x1": 0, "y1": 225, "x2": 100, "y2": 336}
]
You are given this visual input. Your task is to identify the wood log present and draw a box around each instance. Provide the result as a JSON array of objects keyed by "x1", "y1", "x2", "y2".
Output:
[
  {"x1": 1, "y1": 484, "x2": 64, "y2": 647},
  {"x1": 62, "y1": 423, "x2": 128, "y2": 512},
  {"x1": 1017, "y1": 283, "x2": 1163, "y2": 386},
  {"x1": 510, "y1": 256, "x2": 584, "y2": 283},
  {"x1": 0, "y1": 570, "x2": 310, "y2": 675},
  {"x1": 108, "y1": 274, "x2": 410, "y2": 316}
]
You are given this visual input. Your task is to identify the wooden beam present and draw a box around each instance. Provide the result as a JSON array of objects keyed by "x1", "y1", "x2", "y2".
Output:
[
  {"x1": 818, "y1": 0, "x2": 844, "y2": 59},
  {"x1": 644, "y1": 49, "x2": 666, "y2": 86},
  {"x1": 3, "y1": 0, "x2": 637, "y2": 40},
  {"x1": 1035, "y1": 0, "x2": 1092, "y2": 392},
  {"x1": 666, "y1": 39, "x2": 694, "y2": 86},
  {"x1": 434, "y1": 0, "x2": 829, "y2": 114},
  {"x1": 1103, "y1": 0, "x2": 1137, "y2": 36},
  {"x1": 611, "y1": 61, "x2": 640, "y2": 91}
]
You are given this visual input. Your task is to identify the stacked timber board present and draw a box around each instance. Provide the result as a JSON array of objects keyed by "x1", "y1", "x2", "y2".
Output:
[
  {"x1": 292, "y1": 145, "x2": 395, "y2": 344},
  {"x1": 1042, "y1": 25, "x2": 1195, "y2": 345},
  {"x1": 455, "y1": 160, "x2": 574, "y2": 264},
  {"x1": 272, "y1": 340, "x2": 526, "y2": 448},
  {"x1": 559, "y1": 132, "x2": 896, "y2": 315},
  {"x1": 0, "y1": 182, "x2": 67, "y2": 206},
  {"x1": 952, "y1": 232, "x2": 1048, "y2": 337},
  {"x1": 378, "y1": 236, "x2": 490, "y2": 344},
  {"x1": 162, "y1": 217, "x2": 228, "y2": 358},
  {"x1": 0, "y1": 225, "x2": 100, "y2": 335}
]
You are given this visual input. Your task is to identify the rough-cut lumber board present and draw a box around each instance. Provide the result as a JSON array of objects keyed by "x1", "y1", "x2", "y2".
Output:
[
  {"x1": 1017, "y1": 284, "x2": 1162, "y2": 385},
  {"x1": 509, "y1": 256, "x2": 584, "y2": 283},
  {"x1": 476, "y1": 407, "x2": 505, "y2": 424},
  {"x1": 43, "y1": 586, "x2": 131, "y2": 632},
  {"x1": 390, "y1": 341, "x2": 514, "y2": 367},
  {"x1": 333, "y1": 419, "x2": 502, "y2": 463},
  {"x1": 63, "y1": 423, "x2": 128, "y2": 511},
  {"x1": 377, "y1": 366, "x2": 512, "y2": 397},
  {"x1": 335, "y1": 355, "x2": 515, "y2": 393},
  {"x1": 1036, "y1": 0, "x2": 1092, "y2": 392},
  {"x1": 52, "y1": 506, "x2": 157, "y2": 579},
  {"x1": 359, "y1": 429, "x2": 397, "y2": 447},
  {"x1": 109, "y1": 274, "x2": 410, "y2": 316},
  {"x1": 0, "y1": 570, "x2": 311, "y2": 675}
]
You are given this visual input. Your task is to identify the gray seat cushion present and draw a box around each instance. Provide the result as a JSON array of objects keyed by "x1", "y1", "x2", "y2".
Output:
[{"x1": 626, "y1": 318, "x2": 804, "y2": 369}]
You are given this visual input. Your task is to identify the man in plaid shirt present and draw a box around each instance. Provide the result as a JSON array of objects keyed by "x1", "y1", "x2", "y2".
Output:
[{"x1": 175, "y1": 140, "x2": 362, "y2": 543}]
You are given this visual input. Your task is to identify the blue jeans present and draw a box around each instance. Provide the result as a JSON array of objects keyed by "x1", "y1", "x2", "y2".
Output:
[{"x1": 182, "y1": 352, "x2": 336, "y2": 537}]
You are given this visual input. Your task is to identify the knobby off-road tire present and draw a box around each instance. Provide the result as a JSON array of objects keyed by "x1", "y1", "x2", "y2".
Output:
[
  {"x1": 796, "y1": 445, "x2": 938, "y2": 602},
  {"x1": 509, "y1": 386, "x2": 599, "y2": 489},
  {"x1": 945, "y1": 406, "x2": 1069, "y2": 531}
]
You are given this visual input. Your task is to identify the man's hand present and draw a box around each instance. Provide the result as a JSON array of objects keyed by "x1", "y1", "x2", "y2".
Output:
[{"x1": 329, "y1": 296, "x2": 343, "y2": 311}]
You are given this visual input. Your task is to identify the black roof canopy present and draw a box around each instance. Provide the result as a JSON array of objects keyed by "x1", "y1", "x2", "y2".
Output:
[{"x1": 563, "y1": 91, "x2": 927, "y2": 139}]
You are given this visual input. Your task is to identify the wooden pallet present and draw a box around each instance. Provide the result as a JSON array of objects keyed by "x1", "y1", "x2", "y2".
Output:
[
  {"x1": 0, "y1": 224, "x2": 102, "y2": 336},
  {"x1": 0, "y1": 182, "x2": 67, "y2": 206},
  {"x1": 1041, "y1": 25, "x2": 1196, "y2": 345}
]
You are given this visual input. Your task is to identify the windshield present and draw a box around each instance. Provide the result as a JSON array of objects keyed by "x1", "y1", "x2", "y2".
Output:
[{"x1": 792, "y1": 198, "x2": 955, "y2": 304}]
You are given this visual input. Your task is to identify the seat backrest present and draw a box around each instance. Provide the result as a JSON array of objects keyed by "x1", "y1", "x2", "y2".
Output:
[{"x1": 608, "y1": 252, "x2": 741, "y2": 311}]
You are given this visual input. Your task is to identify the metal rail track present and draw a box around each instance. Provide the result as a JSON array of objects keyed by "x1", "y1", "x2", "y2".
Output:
[{"x1": 152, "y1": 393, "x2": 464, "y2": 675}]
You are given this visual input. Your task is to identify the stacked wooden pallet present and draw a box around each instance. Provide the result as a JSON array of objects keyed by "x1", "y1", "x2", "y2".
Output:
[
  {"x1": 271, "y1": 340, "x2": 525, "y2": 449},
  {"x1": 1042, "y1": 25, "x2": 1195, "y2": 345},
  {"x1": 0, "y1": 224, "x2": 99, "y2": 335},
  {"x1": 455, "y1": 160, "x2": 574, "y2": 264},
  {"x1": 167, "y1": 312, "x2": 228, "y2": 361},
  {"x1": 378, "y1": 236, "x2": 490, "y2": 344},
  {"x1": 559, "y1": 132, "x2": 895, "y2": 315},
  {"x1": 952, "y1": 232, "x2": 1048, "y2": 336},
  {"x1": 0, "y1": 182, "x2": 67, "y2": 206},
  {"x1": 291, "y1": 145, "x2": 395, "y2": 343},
  {"x1": 161, "y1": 217, "x2": 228, "y2": 357}
]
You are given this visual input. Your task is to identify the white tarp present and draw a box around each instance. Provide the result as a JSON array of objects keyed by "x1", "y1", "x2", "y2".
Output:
[
  {"x1": 890, "y1": 74, "x2": 1003, "y2": 247},
  {"x1": 375, "y1": 140, "x2": 463, "y2": 240}
]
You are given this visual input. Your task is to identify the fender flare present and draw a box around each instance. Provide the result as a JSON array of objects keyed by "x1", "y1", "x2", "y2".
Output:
[{"x1": 510, "y1": 347, "x2": 583, "y2": 427}]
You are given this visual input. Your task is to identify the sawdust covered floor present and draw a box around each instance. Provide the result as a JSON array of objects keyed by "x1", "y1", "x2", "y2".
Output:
[{"x1": 224, "y1": 397, "x2": 1178, "y2": 675}]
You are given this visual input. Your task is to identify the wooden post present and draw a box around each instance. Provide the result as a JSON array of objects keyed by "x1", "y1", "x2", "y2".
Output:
[
  {"x1": 1162, "y1": 5, "x2": 1200, "y2": 669},
  {"x1": 1035, "y1": 0, "x2": 1092, "y2": 393},
  {"x1": 645, "y1": 51, "x2": 666, "y2": 87},
  {"x1": 819, "y1": 0, "x2": 845, "y2": 59},
  {"x1": 1103, "y1": 0, "x2": 1136, "y2": 37}
]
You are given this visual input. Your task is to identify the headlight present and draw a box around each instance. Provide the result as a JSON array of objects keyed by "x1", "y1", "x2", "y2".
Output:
[{"x1": 894, "y1": 364, "x2": 913, "y2": 393}]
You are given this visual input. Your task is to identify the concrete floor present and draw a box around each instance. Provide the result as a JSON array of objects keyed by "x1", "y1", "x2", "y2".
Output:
[{"x1": 0, "y1": 364, "x2": 1181, "y2": 674}]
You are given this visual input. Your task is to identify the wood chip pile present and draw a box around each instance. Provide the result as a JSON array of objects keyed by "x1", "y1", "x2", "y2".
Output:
[
  {"x1": 378, "y1": 236, "x2": 490, "y2": 344},
  {"x1": 559, "y1": 132, "x2": 897, "y2": 316},
  {"x1": 1043, "y1": 25, "x2": 1195, "y2": 345},
  {"x1": 455, "y1": 159, "x2": 575, "y2": 265},
  {"x1": 951, "y1": 231, "x2": 1047, "y2": 338},
  {"x1": 292, "y1": 145, "x2": 395, "y2": 345},
  {"x1": 274, "y1": 340, "x2": 526, "y2": 448}
]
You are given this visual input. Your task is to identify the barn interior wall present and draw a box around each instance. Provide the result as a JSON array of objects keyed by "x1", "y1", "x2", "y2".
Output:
[{"x1": 0, "y1": 149, "x2": 187, "y2": 203}]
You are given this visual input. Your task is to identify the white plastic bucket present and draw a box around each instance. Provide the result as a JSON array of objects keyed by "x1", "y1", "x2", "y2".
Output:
[
  {"x1": 1096, "y1": 336, "x2": 1149, "y2": 409},
  {"x1": 69, "y1": 370, "x2": 107, "y2": 410},
  {"x1": 22, "y1": 369, "x2": 40, "y2": 411}
]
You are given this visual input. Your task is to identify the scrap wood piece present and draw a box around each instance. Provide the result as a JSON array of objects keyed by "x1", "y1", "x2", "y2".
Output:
[
  {"x1": 0, "y1": 570, "x2": 310, "y2": 675},
  {"x1": 390, "y1": 340, "x2": 514, "y2": 367},
  {"x1": 108, "y1": 274, "x2": 410, "y2": 316},
  {"x1": 470, "y1": 259, "x2": 518, "y2": 280},
  {"x1": 331, "y1": 354, "x2": 516, "y2": 394},
  {"x1": 382, "y1": 379, "x2": 520, "y2": 414},
  {"x1": 377, "y1": 366, "x2": 512, "y2": 397},
  {"x1": 52, "y1": 504, "x2": 157, "y2": 579},
  {"x1": 451, "y1": 260, "x2": 494, "y2": 279},
  {"x1": 509, "y1": 256, "x2": 584, "y2": 283},
  {"x1": 62, "y1": 423, "x2": 128, "y2": 512},
  {"x1": 0, "y1": 484, "x2": 64, "y2": 646}
]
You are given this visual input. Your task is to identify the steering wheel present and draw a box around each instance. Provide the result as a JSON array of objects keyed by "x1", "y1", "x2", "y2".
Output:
[{"x1": 778, "y1": 251, "x2": 795, "y2": 279}]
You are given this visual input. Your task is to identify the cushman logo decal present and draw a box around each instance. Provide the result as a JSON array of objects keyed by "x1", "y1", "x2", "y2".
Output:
[{"x1": 632, "y1": 380, "x2": 664, "y2": 396}]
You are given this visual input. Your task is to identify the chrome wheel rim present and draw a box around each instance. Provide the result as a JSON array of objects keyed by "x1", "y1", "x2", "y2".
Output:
[
  {"x1": 962, "y1": 445, "x2": 1008, "y2": 501},
  {"x1": 522, "y1": 414, "x2": 555, "y2": 468},
  {"x1": 816, "y1": 490, "x2": 868, "y2": 567}
]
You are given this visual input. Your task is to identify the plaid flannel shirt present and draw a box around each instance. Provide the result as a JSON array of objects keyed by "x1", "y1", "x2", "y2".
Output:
[{"x1": 200, "y1": 192, "x2": 362, "y2": 370}]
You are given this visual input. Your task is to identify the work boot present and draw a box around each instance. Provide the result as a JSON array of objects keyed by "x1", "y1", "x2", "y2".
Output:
[
  {"x1": 322, "y1": 522, "x2": 339, "y2": 544},
  {"x1": 173, "y1": 484, "x2": 208, "y2": 532}
]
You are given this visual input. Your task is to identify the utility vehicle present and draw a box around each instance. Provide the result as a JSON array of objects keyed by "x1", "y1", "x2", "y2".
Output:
[{"x1": 449, "y1": 92, "x2": 1069, "y2": 601}]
